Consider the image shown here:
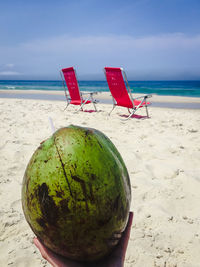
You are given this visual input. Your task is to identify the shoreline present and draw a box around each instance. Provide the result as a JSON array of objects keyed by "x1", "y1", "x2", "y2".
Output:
[{"x1": 0, "y1": 89, "x2": 200, "y2": 109}]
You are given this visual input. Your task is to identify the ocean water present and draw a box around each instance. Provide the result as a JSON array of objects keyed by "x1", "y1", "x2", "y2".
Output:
[{"x1": 0, "y1": 80, "x2": 200, "y2": 97}]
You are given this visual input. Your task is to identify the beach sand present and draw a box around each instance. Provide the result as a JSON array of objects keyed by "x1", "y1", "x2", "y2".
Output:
[{"x1": 0, "y1": 93, "x2": 200, "y2": 266}]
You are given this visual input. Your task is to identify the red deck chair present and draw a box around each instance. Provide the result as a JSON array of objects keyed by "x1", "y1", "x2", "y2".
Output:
[
  {"x1": 104, "y1": 67, "x2": 152, "y2": 119},
  {"x1": 60, "y1": 67, "x2": 98, "y2": 111}
]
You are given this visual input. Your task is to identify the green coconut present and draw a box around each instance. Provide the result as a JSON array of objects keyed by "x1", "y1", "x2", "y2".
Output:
[{"x1": 22, "y1": 125, "x2": 131, "y2": 262}]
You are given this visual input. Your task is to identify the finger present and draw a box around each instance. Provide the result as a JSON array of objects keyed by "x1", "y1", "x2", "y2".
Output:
[
  {"x1": 123, "y1": 212, "x2": 133, "y2": 242},
  {"x1": 113, "y1": 211, "x2": 133, "y2": 260},
  {"x1": 33, "y1": 237, "x2": 48, "y2": 260},
  {"x1": 33, "y1": 237, "x2": 82, "y2": 267},
  {"x1": 122, "y1": 212, "x2": 133, "y2": 248}
]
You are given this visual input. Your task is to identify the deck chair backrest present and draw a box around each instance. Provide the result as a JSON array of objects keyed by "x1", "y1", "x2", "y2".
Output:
[
  {"x1": 104, "y1": 67, "x2": 133, "y2": 107},
  {"x1": 62, "y1": 67, "x2": 82, "y2": 101}
]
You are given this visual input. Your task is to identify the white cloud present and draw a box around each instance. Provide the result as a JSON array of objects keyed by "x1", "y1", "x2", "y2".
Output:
[
  {"x1": 21, "y1": 33, "x2": 200, "y2": 52},
  {"x1": 0, "y1": 71, "x2": 21, "y2": 76},
  {"x1": 5, "y1": 63, "x2": 15, "y2": 68},
  {"x1": 0, "y1": 63, "x2": 20, "y2": 77}
]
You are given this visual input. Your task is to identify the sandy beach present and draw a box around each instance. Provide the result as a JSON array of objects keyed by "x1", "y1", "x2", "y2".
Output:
[{"x1": 0, "y1": 92, "x2": 200, "y2": 266}]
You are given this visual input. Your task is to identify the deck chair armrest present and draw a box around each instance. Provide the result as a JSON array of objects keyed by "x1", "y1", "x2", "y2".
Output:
[
  {"x1": 80, "y1": 92, "x2": 99, "y2": 105},
  {"x1": 133, "y1": 94, "x2": 152, "y2": 101},
  {"x1": 81, "y1": 92, "x2": 98, "y2": 96}
]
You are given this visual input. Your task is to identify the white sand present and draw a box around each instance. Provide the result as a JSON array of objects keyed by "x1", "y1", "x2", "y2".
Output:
[{"x1": 0, "y1": 96, "x2": 200, "y2": 266}]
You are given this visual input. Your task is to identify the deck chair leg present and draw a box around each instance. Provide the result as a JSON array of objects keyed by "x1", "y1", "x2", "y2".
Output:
[
  {"x1": 78, "y1": 96, "x2": 90, "y2": 112},
  {"x1": 93, "y1": 102, "x2": 97, "y2": 111},
  {"x1": 143, "y1": 97, "x2": 150, "y2": 118},
  {"x1": 64, "y1": 103, "x2": 70, "y2": 111},
  {"x1": 109, "y1": 105, "x2": 116, "y2": 116},
  {"x1": 123, "y1": 109, "x2": 137, "y2": 120},
  {"x1": 78, "y1": 104, "x2": 84, "y2": 111},
  {"x1": 90, "y1": 95, "x2": 97, "y2": 111},
  {"x1": 145, "y1": 105, "x2": 149, "y2": 117}
]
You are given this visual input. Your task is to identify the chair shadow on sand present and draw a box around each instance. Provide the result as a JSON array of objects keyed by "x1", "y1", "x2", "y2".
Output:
[
  {"x1": 82, "y1": 109, "x2": 98, "y2": 113},
  {"x1": 119, "y1": 114, "x2": 150, "y2": 120}
]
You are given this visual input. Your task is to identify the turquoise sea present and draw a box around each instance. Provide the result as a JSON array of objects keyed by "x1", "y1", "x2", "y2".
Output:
[{"x1": 0, "y1": 80, "x2": 200, "y2": 97}]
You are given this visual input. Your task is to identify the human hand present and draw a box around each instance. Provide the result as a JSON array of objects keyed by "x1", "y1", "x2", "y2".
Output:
[{"x1": 34, "y1": 211, "x2": 133, "y2": 267}]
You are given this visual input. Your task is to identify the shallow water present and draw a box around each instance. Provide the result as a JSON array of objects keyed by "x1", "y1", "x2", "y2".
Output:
[{"x1": 0, "y1": 80, "x2": 200, "y2": 97}]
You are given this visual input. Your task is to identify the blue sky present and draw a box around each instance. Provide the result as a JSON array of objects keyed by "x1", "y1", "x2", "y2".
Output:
[{"x1": 0, "y1": 0, "x2": 200, "y2": 80}]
